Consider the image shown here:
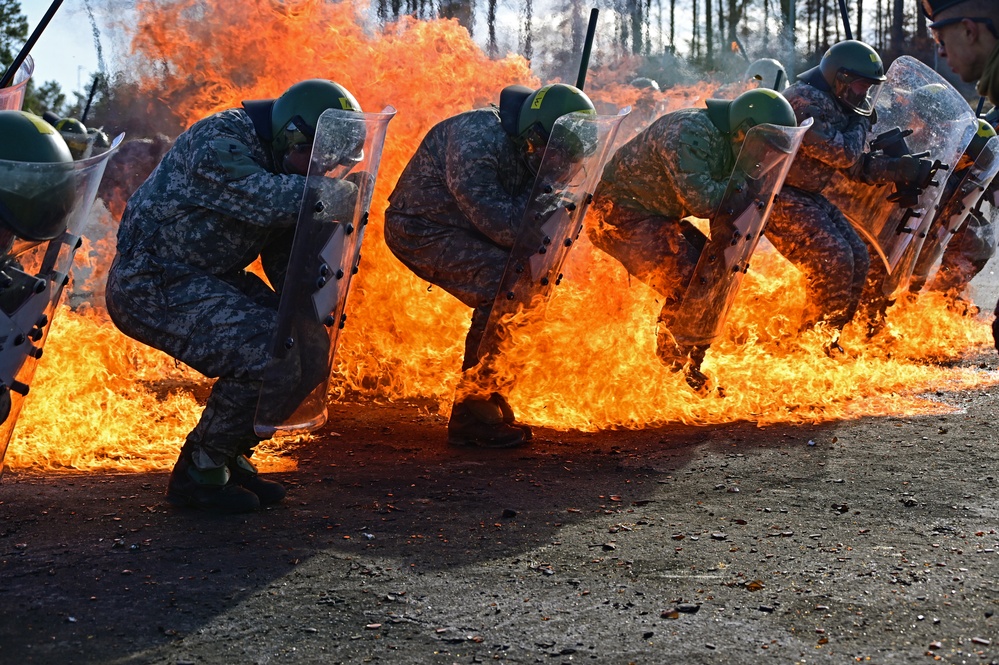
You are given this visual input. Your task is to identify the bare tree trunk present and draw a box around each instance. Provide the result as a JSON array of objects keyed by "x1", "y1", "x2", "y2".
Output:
[
  {"x1": 487, "y1": 0, "x2": 497, "y2": 56},
  {"x1": 631, "y1": 0, "x2": 644, "y2": 55},
  {"x1": 439, "y1": 0, "x2": 474, "y2": 35},
  {"x1": 669, "y1": 0, "x2": 676, "y2": 52},
  {"x1": 692, "y1": 0, "x2": 700, "y2": 61},
  {"x1": 523, "y1": 0, "x2": 533, "y2": 61},
  {"x1": 914, "y1": 0, "x2": 926, "y2": 41},
  {"x1": 856, "y1": 0, "x2": 864, "y2": 41},
  {"x1": 890, "y1": 0, "x2": 904, "y2": 57},
  {"x1": 764, "y1": 0, "x2": 770, "y2": 50},
  {"x1": 705, "y1": 0, "x2": 714, "y2": 67}
]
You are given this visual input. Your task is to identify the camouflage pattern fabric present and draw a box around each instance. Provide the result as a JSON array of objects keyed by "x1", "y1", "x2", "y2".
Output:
[
  {"x1": 384, "y1": 108, "x2": 533, "y2": 368},
  {"x1": 780, "y1": 81, "x2": 872, "y2": 192},
  {"x1": 767, "y1": 186, "x2": 870, "y2": 329},
  {"x1": 106, "y1": 108, "x2": 357, "y2": 458},
  {"x1": 588, "y1": 108, "x2": 730, "y2": 320},
  {"x1": 98, "y1": 135, "x2": 173, "y2": 217},
  {"x1": 765, "y1": 80, "x2": 873, "y2": 330},
  {"x1": 924, "y1": 211, "x2": 996, "y2": 294}
]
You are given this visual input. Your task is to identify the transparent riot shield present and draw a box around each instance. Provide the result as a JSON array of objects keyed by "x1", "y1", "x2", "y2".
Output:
[
  {"x1": 254, "y1": 107, "x2": 395, "y2": 438},
  {"x1": 822, "y1": 56, "x2": 975, "y2": 274},
  {"x1": 0, "y1": 133, "x2": 124, "y2": 473},
  {"x1": 669, "y1": 120, "x2": 812, "y2": 348},
  {"x1": 0, "y1": 55, "x2": 33, "y2": 111},
  {"x1": 475, "y1": 109, "x2": 628, "y2": 362},
  {"x1": 903, "y1": 135, "x2": 999, "y2": 296}
]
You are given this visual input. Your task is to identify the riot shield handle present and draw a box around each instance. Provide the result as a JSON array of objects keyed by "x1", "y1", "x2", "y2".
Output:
[{"x1": 870, "y1": 127, "x2": 914, "y2": 157}]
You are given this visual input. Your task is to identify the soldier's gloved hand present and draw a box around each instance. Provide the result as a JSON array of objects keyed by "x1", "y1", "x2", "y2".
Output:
[
  {"x1": 343, "y1": 170, "x2": 374, "y2": 191},
  {"x1": 892, "y1": 154, "x2": 936, "y2": 189},
  {"x1": 310, "y1": 176, "x2": 359, "y2": 222}
]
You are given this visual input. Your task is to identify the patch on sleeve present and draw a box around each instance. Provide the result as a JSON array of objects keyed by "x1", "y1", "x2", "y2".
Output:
[
  {"x1": 211, "y1": 138, "x2": 264, "y2": 180},
  {"x1": 676, "y1": 126, "x2": 711, "y2": 172}
]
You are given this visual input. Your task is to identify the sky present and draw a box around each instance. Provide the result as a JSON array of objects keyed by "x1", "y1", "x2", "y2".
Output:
[{"x1": 19, "y1": 0, "x2": 105, "y2": 96}]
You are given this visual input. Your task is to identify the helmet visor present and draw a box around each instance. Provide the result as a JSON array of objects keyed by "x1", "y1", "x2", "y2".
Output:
[{"x1": 834, "y1": 71, "x2": 883, "y2": 116}]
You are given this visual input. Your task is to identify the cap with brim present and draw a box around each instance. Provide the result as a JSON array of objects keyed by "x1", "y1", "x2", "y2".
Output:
[
  {"x1": 705, "y1": 98, "x2": 731, "y2": 133},
  {"x1": 921, "y1": 0, "x2": 970, "y2": 19}
]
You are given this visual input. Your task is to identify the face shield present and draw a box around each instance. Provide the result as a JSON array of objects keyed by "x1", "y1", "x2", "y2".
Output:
[
  {"x1": 520, "y1": 113, "x2": 597, "y2": 181},
  {"x1": 834, "y1": 71, "x2": 883, "y2": 116}
]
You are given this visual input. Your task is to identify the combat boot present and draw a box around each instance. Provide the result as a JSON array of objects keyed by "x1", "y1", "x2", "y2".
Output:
[
  {"x1": 166, "y1": 446, "x2": 260, "y2": 514},
  {"x1": 488, "y1": 392, "x2": 533, "y2": 441},
  {"x1": 229, "y1": 453, "x2": 287, "y2": 506},
  {"x1": 447, "y1": 397, "x2": 528, "y2": 448}
]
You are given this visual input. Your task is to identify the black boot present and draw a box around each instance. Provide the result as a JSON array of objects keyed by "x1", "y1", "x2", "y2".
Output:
[
  {"x1": 229, "y1": 454, "x2": 287, "y2": 506},
  {"x1": 488, "y1": 393, "x2": 533, "y2": 441},
  {"x1": 447, "y1": 397, "x2": 528, "y2": 448},
  {"x1": 166, "y1": 447, "x2": 260, "y2": 514}
]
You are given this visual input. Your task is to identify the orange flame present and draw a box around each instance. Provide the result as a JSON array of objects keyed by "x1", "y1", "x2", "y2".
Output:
[{"x1": 6, "y1": 0, "x2": 998, "y2": 473}]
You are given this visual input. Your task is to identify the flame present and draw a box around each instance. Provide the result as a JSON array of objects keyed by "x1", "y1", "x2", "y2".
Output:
[{"x1": 6, "y1": 0, "x2": 998, "y2": 474}]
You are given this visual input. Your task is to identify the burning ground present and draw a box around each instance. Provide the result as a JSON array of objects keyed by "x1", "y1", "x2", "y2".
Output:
[{"x1": 4, "y1": 0, "x2": 999, "y2": 473}]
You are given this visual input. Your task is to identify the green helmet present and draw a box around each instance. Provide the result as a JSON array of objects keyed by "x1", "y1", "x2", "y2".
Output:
[
  {"x1": 87, "y1": 126, "x2": 112, "y2": 150},
  {"x1": 0, "y1": 110, "x2": 76, "y2": 241},
  {"x1": 706, "y1": 88, "x2": 797, "y2": 136},
  {"x1": 270, "y1": 79, "x2": 361, "y2": 159},
  {"x1": 630, "y1": 77, "x2": 660, "y2": 91},
  {"x1": 744, "y1": 58, "x2": 788, "y2": 90},
  {"x1": 815, "y1": 40, "x2": 886, "y2": 116},
  {"x1": 965, "y1": 118, "x2": 997, "y2": 164},
  {"x1": 516, "y1": 83, "x2": 597, "y2": 175},
  {"x1": 517, "y1": 83, "x2": 595, "y2": 140},
  {"x1": 54, "y1": 117, "x2": 94, "y2": 159}
]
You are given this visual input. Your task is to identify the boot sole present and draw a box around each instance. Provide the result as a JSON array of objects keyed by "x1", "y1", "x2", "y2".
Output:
[{"x1": 447, "y1": 433, "x2": 528, "y2": 449}]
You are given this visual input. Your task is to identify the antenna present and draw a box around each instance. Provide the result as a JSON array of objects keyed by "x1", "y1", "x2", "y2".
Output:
[
  {"x1": 575, "y1": 8, "x2": 598, "y2": 90},
  {"x1": 0, "y1": 0, "x2": 66, "y2": 88}
]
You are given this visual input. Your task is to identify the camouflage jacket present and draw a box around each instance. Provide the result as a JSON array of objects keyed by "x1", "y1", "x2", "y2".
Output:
[
  {"x1": 115, "y1": 108, "x2": 327, "y2": 277},
  {"x1": 594, "y1": 108, "x2": 733, "y2": 219},
  {"x1": 782, "y1": 81, "x2": 872, "y2": 192},
  {"x1": 386, "y1": 108, "x2": 534, "y2": 249}
]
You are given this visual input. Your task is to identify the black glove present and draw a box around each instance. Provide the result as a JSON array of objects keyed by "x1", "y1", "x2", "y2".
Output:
[
  {"x1": 892, "y1": 154, "x2": 936, "y2": 189},
  {"x1": 864, "y1": 153, "x2": 935, "y2": 188}
]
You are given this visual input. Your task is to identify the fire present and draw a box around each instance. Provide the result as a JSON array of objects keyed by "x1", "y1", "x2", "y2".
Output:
[{"x1": 5, "y1": 0, "x2": 997, "y2": 473}]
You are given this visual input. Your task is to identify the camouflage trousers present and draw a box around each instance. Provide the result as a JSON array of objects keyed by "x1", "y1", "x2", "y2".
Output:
[
  {"x1": 384, "y1": 211, "x2": 508, "y2": 374},
  {"x1": 587, "y1": 198, "x2": 706, "y2": 323},
  {"x1": 106, "y1": 253, "x2": 279, "y2": 459},
  {"x1": 765, "y1": 187, "x2": 869, "y2": 330}
]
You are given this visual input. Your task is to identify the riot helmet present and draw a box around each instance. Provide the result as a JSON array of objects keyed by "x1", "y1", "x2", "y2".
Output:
[
  {"x1": 0, "y1": 110, "x2": 76, "y2": 241},
  {"x1": 744, "y1": 58, "x2": 788, "y2": 90},
  {"x1": 87, "y1": 126, "x2": 112, "y2": 153},
  {"x1": 812, "y1": 40, "x2": 886, "y2": 116},
  {"x1": 630, "y1": 77, "x2": 661, "y2": 91},
  {"x1": 244, "y1": 79, "x2": 363, "y2": 175},
  {"x1": 957, "y1": 117, "x2": 997, "y2": 170},
  {"x1": 706, "y1": 89, "x2": 797, "y2": 140},
  {"x1": 55, "y1": 117, "x2": 94, "y2": 159},
  {"x1": 516, "y1": 83, "x2": 597, "y2": 175}
]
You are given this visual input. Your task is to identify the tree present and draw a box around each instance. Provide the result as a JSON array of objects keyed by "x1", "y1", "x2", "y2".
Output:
[
  {"x1": 0, "y1": 0, "x2": 27, "y2": 67},
  {"x1": 0, "y1": 0, "x2": 68, "y2": 117}
]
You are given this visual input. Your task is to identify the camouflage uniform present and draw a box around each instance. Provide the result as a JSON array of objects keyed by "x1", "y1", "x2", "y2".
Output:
[
  {"x1": 589, "y1": 108, "x2": 731, "y2": 323},
  {"x1": 384, "y1": 108, "x2": 533, "y2": 371},
  {"x1": 765, "y1": 81, "x2": 873, "y2": 329},
  {"x1": 105, "y1": 108, "x2": 355, "y2": 460}
]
